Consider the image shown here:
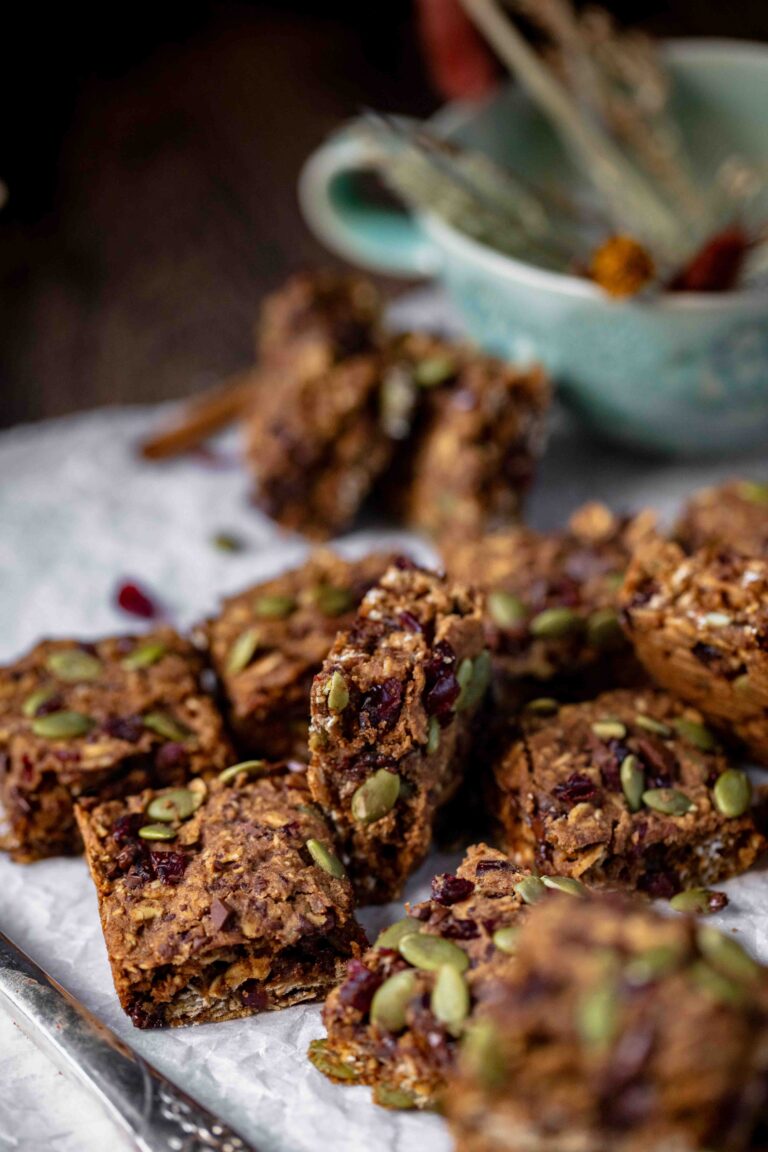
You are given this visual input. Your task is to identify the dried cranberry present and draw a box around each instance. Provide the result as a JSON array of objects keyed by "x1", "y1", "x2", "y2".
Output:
[
  {"x1": 129, "y1": 1001, "x2": 164, "y2": 1029},
  {"x1": 670, "y1": 226, "x2": 748, "y2": 293},
  {"x1": 112, "y1": 813, "x2": 143, "y2": 844},
  {"x1": 440, "y1": 918, "x2": 480, "y2": 940},
  {"x1": 552, "y1": 773, "x2": 599, "y2": 807},
  {"x1": 240, "y1": 982, "x2": 269, "y2": 1010},
  {"x1": 640, "y1": 870, "x2": 677, "y2": 900},
  {"x1": 423, "y1": 641, "x2": 459, "y2": 724},
  {"x1": 150, "y1": 849, "x2": 188, "y2": 885},
  {"x1": 431, "y1": 874, "x2": 475, "y2": 905},
  {"x1": 104, "y1": 715, "x2": 144, "y2": 743},
  {"x1": 339, "y1": 960, "x2": 383, "y2": 1014},
  {"x1": 35, "y1": 692, "x2": 64, "y2": 717},
  {"x1": 155, "y1": 741, "x2": 189, "y2": 773},
  {"x1": 115, "y1": 580, "x2": 160, "y2": 619},
  {"x1": 399, "y1": 610, "x2": 423, "y2": 633},
  {"x1": 707, "y1": 890, "x2": 729, "y2": 913},
  {"x1": 393, "y1": 555, "x2": 416, "y2": 571},
  {"x1": 360, "y1": 678, "x2": 403, "y2": 731},
  {"x1": 475, "y1": 858, "x2": 515, "y2": 876}
]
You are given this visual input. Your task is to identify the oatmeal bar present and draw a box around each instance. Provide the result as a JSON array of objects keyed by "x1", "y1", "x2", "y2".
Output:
[
  {"x1": 0, "y1": 631, "x2": 233, "y2": 862},
  {"x1": 256, "y1": 270, "x2": 381, "y2": 379},
  {"x1": 621, "y1": 534, "x2": 768, "y2": 764},
  {"x1": 308, "y1": 562, "x2": 487, "y2": 902},
  {"x1": 389, "y1": 333, "x2": 550, "y2": 539},
  {"x1": 493, "y1": 687, "x2": 765, "y2": 896},
  {"x1": 202, "y1": 550, "x2": 395, "y2": 760},
  {"x1": 75, "y1": 763, "x2": 366, "y2": 1028},
  {"x1": 675, "y1": 479, "x2": 768, "y2": 556},
  {"x1": 445, "y1": 502, "x2": 654, "y2": 707},
  {"x1": 309, "y1": 843, "x2": 582, "y2": 1110},
  {"x1": 445, "y1": 892, "x2": 768, "y2": 1152},
  {"x1": 245, "y1": 352, "x2": 396, "y2": 539}
]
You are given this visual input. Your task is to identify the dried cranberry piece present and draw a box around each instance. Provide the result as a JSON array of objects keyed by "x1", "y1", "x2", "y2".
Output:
[
  {"x1": 339, "y1": 960, "x2": 383, "y2": 1014},
  {"x1": 240, "y1": 982, "x2": 269, "y2": 1010},
  {"x1": 440, "y1": 918, "x2": 480, "y2": 940},
  {"x1": 707, "y1": 890, "x2": 729, "y2": 913},
  {"x1": 399, "y1": 610, "x2": 423, "y2": 634},
  {"x1": 150, "y1": 849, "x2": 189, "y2": 885},
  {"x1": 35, "y1": 692, "x2": 64, "y2": 717},
  {"x1": 104, "y1": 715, "x2": 145, "y2": 743},
  {"x1": 431, "y1": 874, "x2": 475, "y2": 905},
  {"x1": 670, "y1": 226, "x2": 747, "y2": 293},
  {"x1": 360, "y1": 678, "x2": 404, "y2": 731},
  {"x1": 475, "y1": 858, "x2": 516, "y2": 876},
  {"x1": 423, "y1": 641, "x2": 459, "y2": 725},
  {"x1": 552, "y1": 773, "x2": 599, "y2": 807},
  {"x1": 129, "y1": 1001, "x2": 164, "y2": 1029},
  {"x1": 115, "y1": 580, "x2": 159, "y2": 619},
  {"x1": 155, "y1": 741, "x2": 189, "y2": 773},
  {"x1": 393, "y1": 555, "x2": 416, "y2": 571},
  {"x1": 640, "y1": 870, "x2": 677, "y2": 900},
  {"x1": 112, "y1": 813, "x2": 143, "y2": 844}
]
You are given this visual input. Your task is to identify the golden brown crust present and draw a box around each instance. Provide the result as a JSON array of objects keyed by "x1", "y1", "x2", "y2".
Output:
[{"x1": 675, "y1": 480, "x2": 768, "y2": 557}]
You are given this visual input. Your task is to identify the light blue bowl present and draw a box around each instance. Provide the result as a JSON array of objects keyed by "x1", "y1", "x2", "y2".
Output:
[{"x1": 299, "y1": 40, "x2": 768, "y2": 456}]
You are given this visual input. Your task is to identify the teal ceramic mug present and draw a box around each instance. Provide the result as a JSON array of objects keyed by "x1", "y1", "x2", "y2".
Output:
[{"x1": 299, "y1": 40, "x2": 768, "y2": 456}]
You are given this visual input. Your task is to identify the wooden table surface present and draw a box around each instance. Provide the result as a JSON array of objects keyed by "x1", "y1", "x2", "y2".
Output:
[{"x1": 1, "y1": 1, "x2": 766, "y2": 430}]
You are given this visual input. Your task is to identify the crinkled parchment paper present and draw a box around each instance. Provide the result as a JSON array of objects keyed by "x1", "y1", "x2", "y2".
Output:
[{"x1": 1, "y1": 288, "x2": 768, "y2": 1152}]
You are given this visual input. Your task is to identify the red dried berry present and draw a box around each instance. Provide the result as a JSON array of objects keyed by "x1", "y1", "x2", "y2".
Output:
[
  {"x1": 115, "y1": 581, "x2": 159, "y2": 619},
  {"x1": 104, "y1": 715, "x2": 145, "y2": 744},
  {"x1": 424, "y1": 641, "x2": 460, "y2": 724},
  {"x1": 240, "y1": 982, "x2": 269, "y2": 1010},
  {"x1": 431, "y1": 873, "x2": 475, "y2": 905},
  {"x1": 150, "y1": 849, "x2": 189, "y2": 885},
  {"x1": 360, "y1": 678, "x2": 403, "y2": 731},
  {"x1": 112, "y1": 813, "x2": 143, "y2": 844},
  {"x1": 670, "y1": 226, "x2": 748, "y2": 293},
  {"x1": 553, "y1": 772, "x2": 599, "y2": 807},
  {"x1": 339, "y1": 960, "x2": 383, "y2": 1014}
]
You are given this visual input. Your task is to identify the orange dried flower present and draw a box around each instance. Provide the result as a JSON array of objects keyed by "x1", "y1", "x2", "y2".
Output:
[{"x1": 589, "y1": 235, "x2": 656, "y2": 298}]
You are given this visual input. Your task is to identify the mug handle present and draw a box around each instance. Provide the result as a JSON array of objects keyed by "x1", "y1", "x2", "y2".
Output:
[{"x1": 298, "y1": 122, "x2": 442, "y2": 278}]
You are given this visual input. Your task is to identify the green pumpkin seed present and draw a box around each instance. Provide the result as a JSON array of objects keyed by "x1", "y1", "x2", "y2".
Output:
[
  {"x1": 620, "y1": 754, "x2": 645, "y2": 813},
  {"x1": 577, "y1": 983, "x2": 618, "y2": 1049},
  {"x1": 673, "y1": 718, "x2": 717, "y2": 752},
  {"x1": 138, "y1": 823, "x2": 177, "y2": 841},
  {"x1": 313, "y1": 584, "x2": 354, "y2": 617},
  {"x1": 351, "y1": 769, "x2": 400, "y2": 823},
  {"x1": 456, "y1": 658, "x2": 474, "y2": 710},
  {"x1": 635, "y1": 714, "x2": 672, "y2": 737},
  {"x1": 413, "y1": 355, "x2": 457, "y2": 388},
  {"x1": 463, "y1": 649, "x2": 492, "y2": 711},
  {"x1": 492, "y1": 925, "x2": 520, "y2": 954},
  {"x1": 146, "y1": 788, "x2": 201, "y2": 823},
  {"x1": 529, "y1": 606, "x2": 583, "y2": 640},
  {"x1": 399, "y1": 933, "x2": 469, "y2": 973},
  {"x1": 306, "y1": 838, "x2": 346, "y2": 879},
  {"x1": 370, "y1": 969, "x2": 419, "y2": 1031},
  {"x1": 702, "y1": 612, "x2": 731, "y2": 627},
  {"x1": 431, "y1": 965, "x2": 470, "y2": 1034},
  {"x1": 31, "y1": 710, "x2": 94, "y2": 739},
  {"x1": 326, "y1": 670, "x2": 349, "y2": 712},
  {"x1": 426, "y1": 715, "x2": 441, "y2": 756},
  {"x1": 46, "y1": 649, "x2": 102, "y2": 682},
  {"x1": 254, "y1": 593, "x2": 296, "y2": 619},
  {"x1": 738, "y1": 480, "x2": 768, "y2": 505},
  {"x1": 542, "y1": 875, "x2": 587, "y2": 897},
  {"x1": 121, "y1": 640, "x2": 168, "y2": 671},
  {"x1": 375, "y1": 917, "x2": 420, "y2": 950},
  {"x1": 143, "y1": 711, "x2": 191, "y2": 742},
  {"x1": 22, "y1": 687, "x2": 57, "y2": 718},
  {"x1": 514, "y1": 875, "x2": 547, "y2": 905},
  {"x1": 226, "y1": 628, "x2": 261, "y2": 675},
  {"x1": 642, "y1": 788, "x2": 695, "y2": 816},
  {"x1": 487, "y1": 590, "x2": 526, "y2": 629},
  {"x1": 624, "y1": 944, "x2": 683, "y2": 985},
  {"x1": 690, "y1": 961, "x2": 746, "y2": 1006},
  {"x1": 460, "y1": 1020, "x2": 506, "y2": 1089},
  {"x1": 307, "y1": 1039, "x2": 359, "y2": 1082},
  {"x1": 697, "y1": 926, "x2": 760, "y2": 983},
  {"x1": 524, "y1": 697, "x2": 559, "y2": 716},
  {"x1": 670, "y1": 889, "x2": 721, "y2": 915},
  {"x1": 218, "y1": 759, "x2": 268, "y2": 785},
  {"x1": 373, "y1": 1084, "x2": 419, "y2": 1110},
  {"x1": 591, "y1": 720, "x2": 627, "y2": 740},
  {"x1": 586, "y1": 609, "x2": 624, "y2": 650},
  {"x1": 713, "y1": 769, "x2": 751, "y2": 818}
]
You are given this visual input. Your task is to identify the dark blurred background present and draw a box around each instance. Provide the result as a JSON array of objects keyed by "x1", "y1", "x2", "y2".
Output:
[{"x1": 1, "y1": 0, "x2": 766, "y2": 429}]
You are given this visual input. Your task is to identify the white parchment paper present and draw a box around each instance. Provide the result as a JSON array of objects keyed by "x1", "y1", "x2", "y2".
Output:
[{"x1": 1, "y1": 287, "x2": 768, "y2": 1152}]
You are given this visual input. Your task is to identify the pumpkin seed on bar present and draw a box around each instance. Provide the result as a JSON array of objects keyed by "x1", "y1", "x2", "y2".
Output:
[
  {"x1": 542, "y1": 875, "x2": 587, "y2": 897},
  {"x1": 529, "y1": 606, "x2": 583, "y2": 639},
  {"x1": 620, "y1": 754, "x2": 645, "y2": 813},
  {"x1": 147, "y1": 788, "x2": 201, "y2": 823},
  {"x1": 307, "y1": 1039, "x2": 359, "y2": 1082},
  {"x1": 624, "y1": 944, "x2": 683, "y2": 985},
  {"x1": 399, "y1": 933, "x2": 469, "y2": 973},
  {"x1": 143, "y1": 711, "x2": 191, "y2": 742},
  {"x1": 431, "y1": 964, "x2": 470, "y2": 1034},
  {"x1": 46, "y1": 649, "x2": 102, "y2": 682},
  {"x1": 586, "y1": 609, "x2": 624, "y2": 650},
  {"x1": 253, "y1": 594, "x2": 296, "y2": 619},
  {"x1": 460, "y1": 1020, "x2": 506, "y2": 1089},
  {"x1": 351, "y1": 769, "x2": 400, "y2": 823},
  {"x1": 313, "y1": 584, "x2": 354, "y2": 617},
  {"x1": 22, "y1": 687, "x2": 57, "y2": 718},
  {"x1": 514, "y1": 875, "x2": 547, "y2": 905},
  {"x1": 577, "y1": 983, "x2": 618, "y2": 1049},
  {"x1": 121, "y1": 640, "x2": 168, "y2": 671},
  {"x1": 492, "y1": 925, "x2": 520, "y2": 955},
  {"x1": 218, "y1": 760, "x2": 268, "y2": 785},
  {"x1": 138, "y1": 823, "x2": 177, "y2": 841},
  {"x1": 306, "y1": 838, "x2": 346, "y2": 879},
  {"x1": 487, "y1": 590, "x2": 526, "y2": 629},
  {"x1": 670, "y1": 889, "x2": 720, "y2": 915},
  {"x1": 413, "y1": 355, "x2": 457, "y2": 388},
  {"x1": 713, "y1": 769, "x2": 751, "y2": 818},
  {"x1": 642, "y1": 787, "x2": 695, "y2": 816},
  {"x1": 635, "y1": 714, "x2": 671, "y2": 737},
  {"x1": 455, "y1": 658, "x2": 474, "y2": 710},
  {"x1": 370, "y1": 969, "x2": 419, "y2": 1031},
  {"x1": 591, "y1": 720, "x2": 626, "y2": 740},
  {"x1": 426, "y1": 715, "x2": 441, "y2": 756},
  {"x1": 226, "y1": 628, "x2": 261, "y2": 675},
  {"x1": 697, "y1": 926, "x2": 760, "y2": 983},
  {"x1": 673, "y1": 718, "x2": 717, "y2": 752},
  {"x1": 524, "y1": 697, "x2": 559, "y2": 716},
  {"x1": 463, "y1": 649, "x2": 492, "y2": 711},
  {"x1": 32, "y1": 710, "x2": 94, "y2": 739},
  {"x1": 689, "y1": 961, "x2": 746, "y2": 1007},
  {"x1": 326, "y1": 670, "x2": 350, "y2": 712},
  {"x1": 373, "y1": 1085, "x2": 419, "y2": 1110},
  {"x1": 375, "y1": 917, "x2": 420, "y2": 950}
]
